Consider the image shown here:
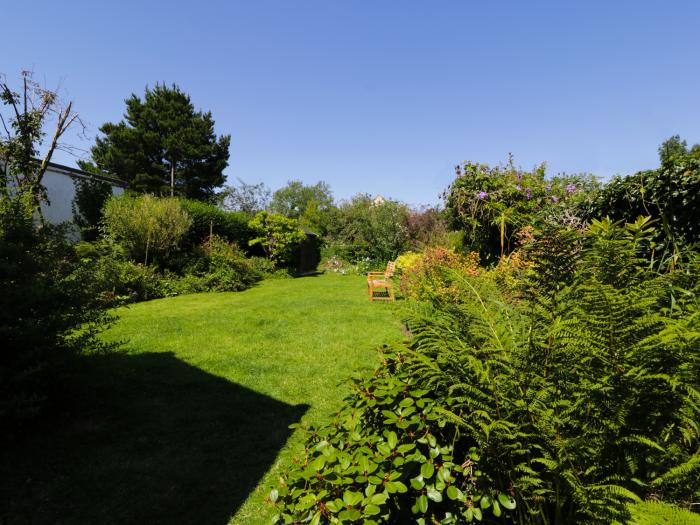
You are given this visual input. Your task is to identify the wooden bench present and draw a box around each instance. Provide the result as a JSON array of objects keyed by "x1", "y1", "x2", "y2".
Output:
[{"x1": 367, "y1": 261, "x2": 396, "y2": 301}]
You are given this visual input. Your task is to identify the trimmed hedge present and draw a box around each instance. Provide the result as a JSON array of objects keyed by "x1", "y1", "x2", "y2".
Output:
[{"x1": 179, "y1": 199, "x2": 259, "y2": 254}]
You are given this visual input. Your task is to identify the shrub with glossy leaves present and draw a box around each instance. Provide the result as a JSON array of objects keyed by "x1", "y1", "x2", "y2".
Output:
[
  {"x1": 71, "y1": 176, "x2": 113, "y2": 241},
  {"x1": 271, "y1": 348, "x2": 516, "y2": 524}
]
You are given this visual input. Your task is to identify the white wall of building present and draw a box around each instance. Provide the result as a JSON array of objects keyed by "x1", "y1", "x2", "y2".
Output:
[{"x1": 40, "y1": 165, "x2": 125, "y2": 230}]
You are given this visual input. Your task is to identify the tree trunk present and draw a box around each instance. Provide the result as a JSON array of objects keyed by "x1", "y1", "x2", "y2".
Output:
[{"x1": 170, "y1": 161, "x2": 175, "y2": 197}]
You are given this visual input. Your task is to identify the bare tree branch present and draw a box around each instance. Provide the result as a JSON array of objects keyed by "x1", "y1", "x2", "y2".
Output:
[
  {"x1": 38, "y1": 101, "x2": 79, "y2": 185},
  {"x1": 1, "y1": 71, "x2": 83, "y2": 209}
]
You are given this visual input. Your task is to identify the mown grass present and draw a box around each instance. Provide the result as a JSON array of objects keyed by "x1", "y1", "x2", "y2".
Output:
[{"x1": 1, "y1": 274, "x2": 402, "y2": 525}]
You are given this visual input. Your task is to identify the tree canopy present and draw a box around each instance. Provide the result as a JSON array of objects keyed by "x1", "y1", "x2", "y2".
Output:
[
  {"x1": 81, "y1": 84, "x2": 230, "y2": 201},
  {"x1": 219, "y1": 178, "x2": 271, "y2": 214},
  {"x1": 270, "y1": 180, "x2": 333, "y2": 218},
  {"x1": 588, "y1": 135, "x2": 700, "y2": 264}
]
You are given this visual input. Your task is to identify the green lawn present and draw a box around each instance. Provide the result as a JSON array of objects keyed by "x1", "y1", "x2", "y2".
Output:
[{"x1": 1, "y1": 274, "x2": 402, "y2": 525}]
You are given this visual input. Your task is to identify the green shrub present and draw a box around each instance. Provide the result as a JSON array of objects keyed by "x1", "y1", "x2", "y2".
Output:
[
  {"x1": 585, "y1": 136, "x2": 700, "y2": 267},
  {"x1": 322, "y1": 242, "x2": 375, "y2": 271},
  {"x1": 249, "y1": 211, "x2": 306, "y2": 267},
  {"x1": 179, "y1": 198, "x2": 257, "y2": 252},
  {"x1": 71, "y1": 176, "x2": 113, "y2": 241},
  {"x1": 444, "y1": 158, "x2": 598, "y2": 264},
  {"x1": 249, "y1": 256, "x2": 291, "y2": 278},
  {"x1": 277, "y1": 219, "x2": 700, "y2": 524},
  {"x1": 273, "y1": 348, "x2": 515, "y2": 524},
  {"x1": 102, "y1": 194, "x2": 192, "y2": 265},
  {"x1": 74, "y1": 240, "x2": 169, "y2": 304},
  {"x1": 326, "y1": 195, "x2": 411, "y2": 264},
  {"x1": 198, "y1": 235, "x2": 261, "y2": 291},
  {"x1": 1, "y1": 195, "x2": 111, "y2": 424},
  {"x1": 77, "y1": 236, "x2": 262, "y2": 302}
]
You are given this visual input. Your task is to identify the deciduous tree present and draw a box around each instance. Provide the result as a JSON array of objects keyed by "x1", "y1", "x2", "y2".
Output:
[
  {"x1": 0, "y1": 71, "x2": 83, "y2": 212},
  {"x1": 219, "y1": 177, "x2": 271, "y2": 214},
  {"x1": 270, "y1": 180, "x2": 333, "y2": 218}
]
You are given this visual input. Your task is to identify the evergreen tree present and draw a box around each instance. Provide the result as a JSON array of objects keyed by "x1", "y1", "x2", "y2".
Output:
[{"x1": 81, "y1": 84, "x2": 230, "y2": 201}]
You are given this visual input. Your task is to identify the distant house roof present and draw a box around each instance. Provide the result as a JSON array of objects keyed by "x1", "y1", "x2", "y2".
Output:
[{"x1": 44, "y1": 160, "x2": 128, "y2": 187}]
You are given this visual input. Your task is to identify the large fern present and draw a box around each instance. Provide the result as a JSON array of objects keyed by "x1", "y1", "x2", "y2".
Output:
[{"x1": 398, "y1": 218, "x2": 700, "y2": 524}]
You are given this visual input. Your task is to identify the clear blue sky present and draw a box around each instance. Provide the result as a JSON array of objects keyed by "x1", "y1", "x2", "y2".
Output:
[{"x1": 4, "y1": 0, "x2": 699, "y2": 206}]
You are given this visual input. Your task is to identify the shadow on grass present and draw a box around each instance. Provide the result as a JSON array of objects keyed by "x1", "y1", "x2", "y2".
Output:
[
  {"x1": 1, "y1": 352, "x2": 307, "y2": 525},
  {"x1": 292, "y1": 270, "x2": 324, "y2": 278}
]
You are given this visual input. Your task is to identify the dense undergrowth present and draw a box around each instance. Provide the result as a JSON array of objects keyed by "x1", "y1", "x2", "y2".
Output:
[{"x1": 273, "y1": 219, "x2": 700, "y2": 524}]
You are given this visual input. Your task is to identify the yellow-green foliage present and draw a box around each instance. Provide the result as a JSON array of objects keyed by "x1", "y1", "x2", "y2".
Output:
[
  {"x1": 248, "y1": 211, "x2": 306, "y2": 266},
  {"x1": 399, "y1": 247, "x2": 480, "y2": 301},
  {"x1": 394, "y1": 251, "x2": 422, "y2": 273},
  {"x1": 102, "y1": 194, "x2": 192, "y2": 264},
  {"x1": 627, "y1": 501, "x2": 700, "y2": 525}
]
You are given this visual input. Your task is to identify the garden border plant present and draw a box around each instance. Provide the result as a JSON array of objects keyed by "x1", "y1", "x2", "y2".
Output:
[{"x1": 273, "y1": 218, "x2": 700, "y2": 524}]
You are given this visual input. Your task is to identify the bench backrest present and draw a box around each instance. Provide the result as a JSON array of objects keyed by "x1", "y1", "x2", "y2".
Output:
[{"x1": 385, "y1": 261, "x2": 396, "y2": 278}]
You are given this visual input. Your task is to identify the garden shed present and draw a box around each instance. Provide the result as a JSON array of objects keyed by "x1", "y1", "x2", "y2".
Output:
[{"x1": 292, "y1": 229, "x2": 321, "y2": 275}]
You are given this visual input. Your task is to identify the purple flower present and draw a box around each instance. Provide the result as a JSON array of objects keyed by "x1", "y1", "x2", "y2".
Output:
[
  {"x1": 551, "y1": 195, "x2": 558, "y2": 203},
  {"x1": 566, "y1": 183, "x2": 577, "y2": 194},
  {"x1": 516, "y1": 171, "x2": 523, "y2": 182},
  {"x1": 525, "y1": 188, "x2": 532, "y2": 200},
  {"x1": 515, "y1": 184, "x2": 522, "y2": 191},
  {"x1": 545, "y1": 184, "x2": 552, "y2": 192},
  {"x1": 477, "y1": 191, "x2": 488, "y2": 200}
]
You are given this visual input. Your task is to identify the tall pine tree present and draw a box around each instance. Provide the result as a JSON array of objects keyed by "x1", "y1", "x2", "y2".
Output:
[{"x1": 81, "y1": 84, "x2": 230, "y2": 201}]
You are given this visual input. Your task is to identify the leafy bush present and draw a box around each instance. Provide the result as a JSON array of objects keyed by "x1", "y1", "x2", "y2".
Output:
[
  {"x1": 76, "y1": 235, "x2": 262, "y2": 303},
  {"x1": 586, "y1": 136, "x2": 700, "y2": 267},
  {"x1": 102, "y1": 194, "x2": 192, "y2": 265},
  {"x1": 1, "y1": 195, "x2": 111, "y2": 424},
  {"x1": 270, "y1": 179, "x2": 335, "y2": 235},
  {"x1": 248, "y1": 255, "x2": 277, "y2": 275},
  {"x1": 179, "y1": 198, "x2": 257, "y2": 252},
  {"x1": 74, "y1": 240, "x2": 168, "y2": 304},
  {"x1": 322, "y1": 242, "x2": 377, "y2": 270},
  {"x1": 249, "y1": 211, "x2": 306, "y2": 266},
  {"x1": 399, "y1": 247, "x2": 480, "y2": 301},
  {"x1": 276, "y1": 219, "x2": 700, "y2": 524},
  {"x1": 444, "y1": 157, "x2": 598, "y2": 264},
  {"x1": 272, "y1": 348, "x2": 516, "y2": 525},
  {"x1": 71, "y1": 176, "x2": 113, "y2": 241},
  {"x1": 326, "y1": 195, "x2": 411, "y2": 264},
  {"x1": 395, "y1": 251, "x2": 422, "y2": 273},
  {"x1": 197, "y1": 235, "x2": 261, "y2": 291}
]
